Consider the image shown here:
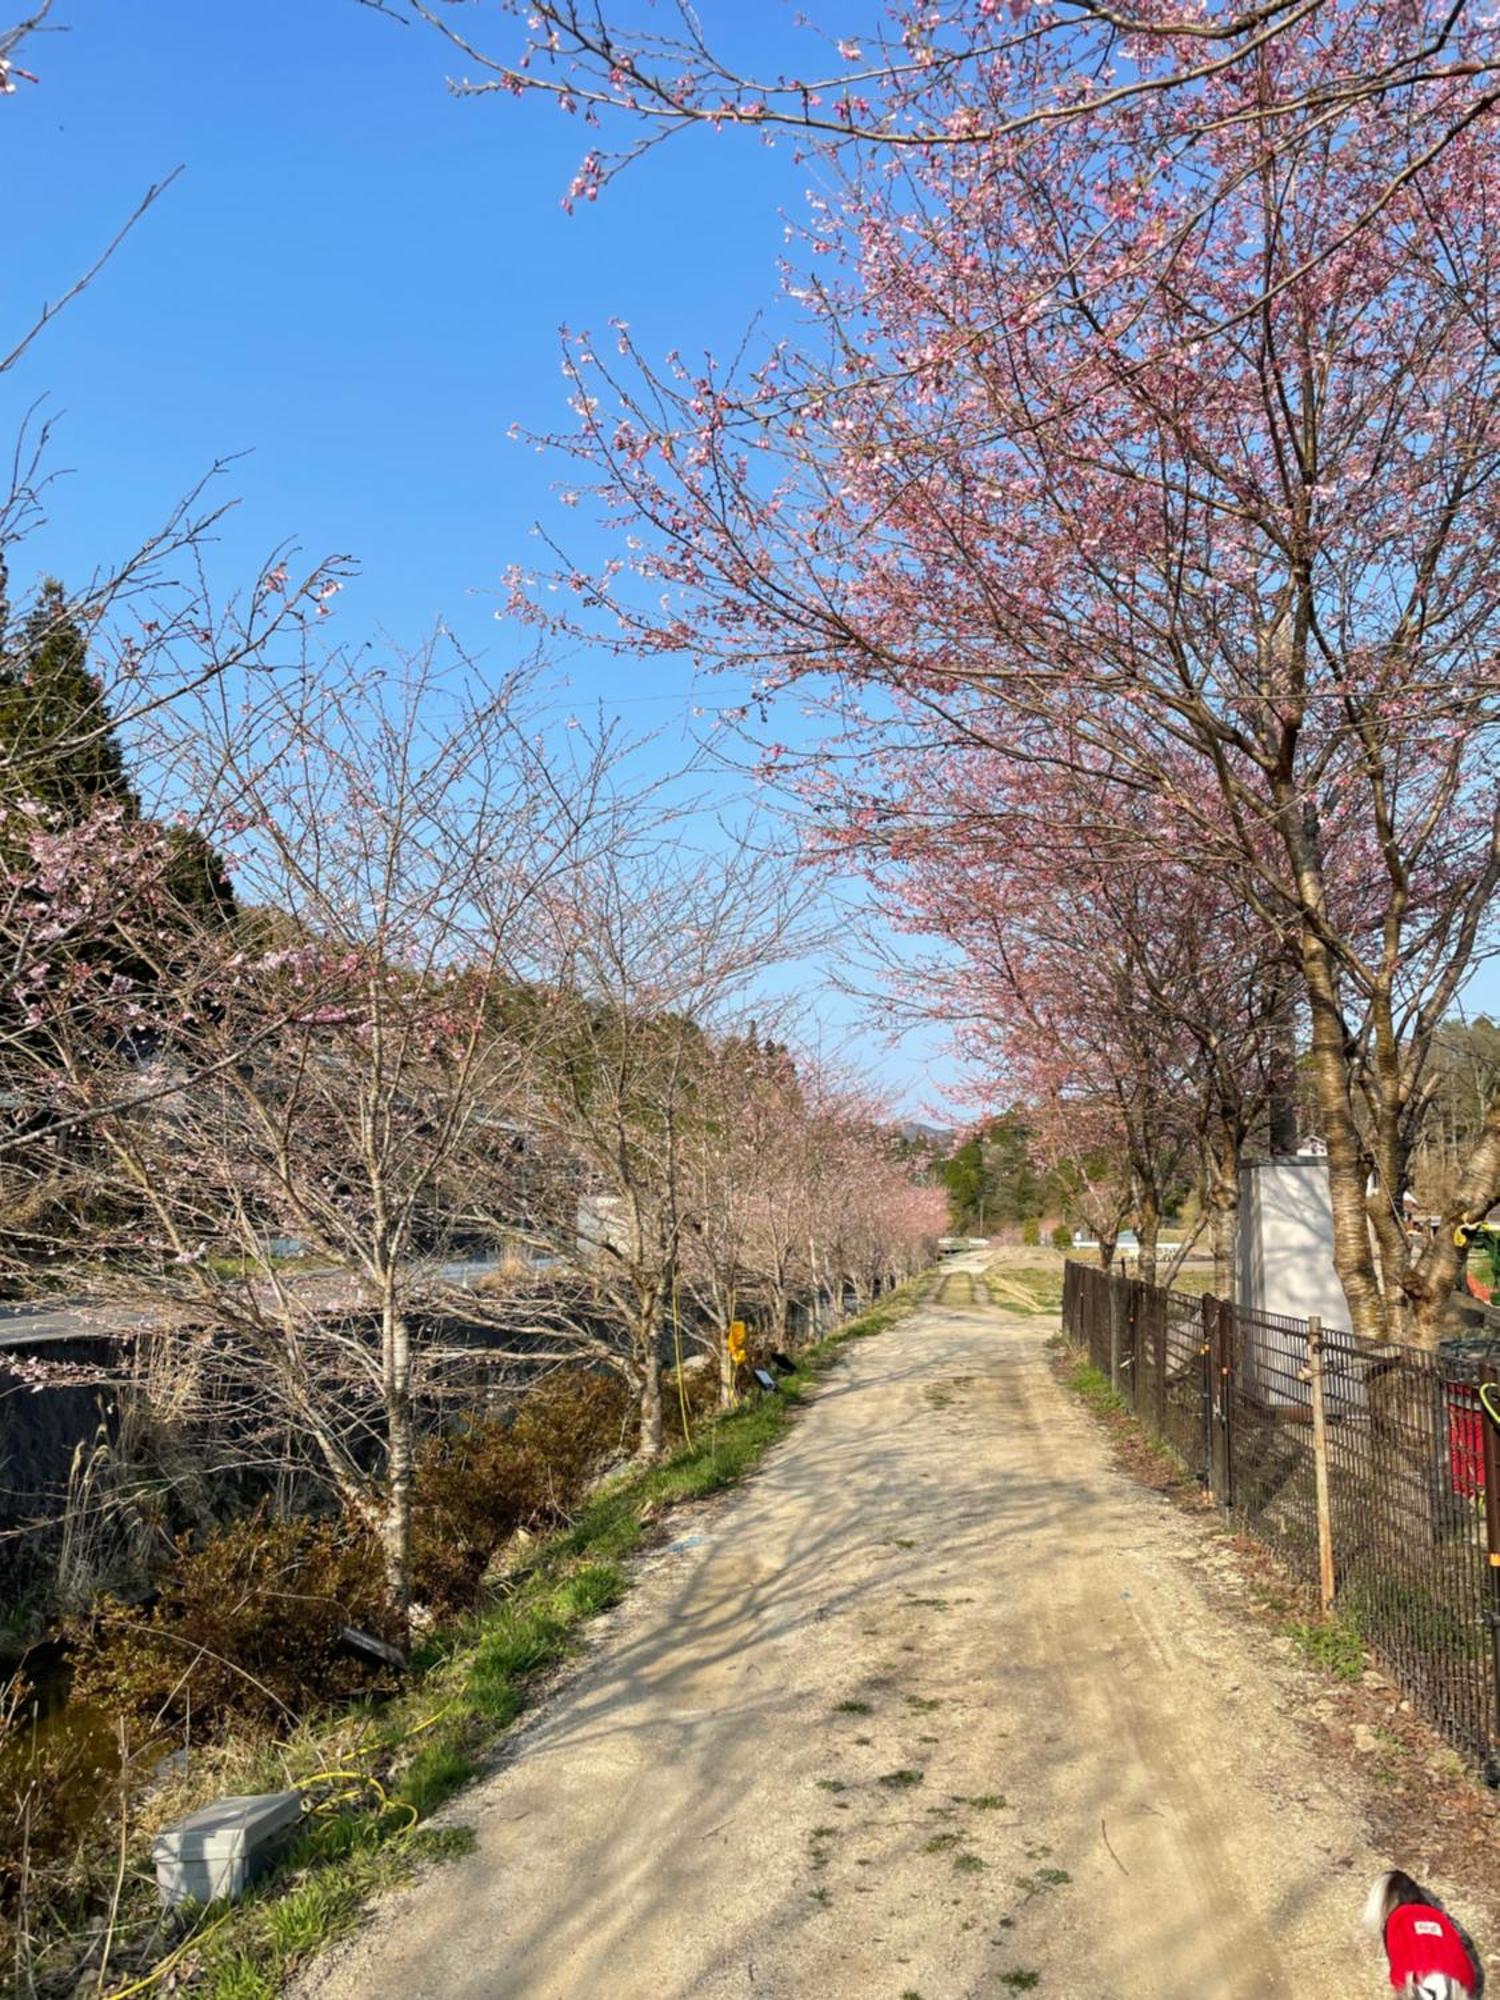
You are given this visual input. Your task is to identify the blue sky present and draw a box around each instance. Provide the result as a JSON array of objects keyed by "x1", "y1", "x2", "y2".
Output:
[
  {"x1": 3, "y1": 0, "x2": 964, "y2": 1116},
  {"x1": 5, "y1": 1, "x2": 1494, "y2": 1117}
]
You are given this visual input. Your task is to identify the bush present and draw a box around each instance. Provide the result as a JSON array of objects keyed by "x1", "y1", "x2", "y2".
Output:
[
  {"x1": 1021, "y1": 1217, "x2": 1041, "y2": 1247},
  {"x1": 411, "y1": 1371, "x2": 631, "y2": 1615},
  {"x1": 1051, "y1": 1223, "x2": 1074, "y2": 1251},
  {"x1": 67, "y1": 1512, "x2": 394, "y2": 1736}
]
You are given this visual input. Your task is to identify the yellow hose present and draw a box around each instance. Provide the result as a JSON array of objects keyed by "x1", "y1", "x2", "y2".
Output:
[{"x1": 95, "y1": 1708, "x2": 449, "y2": 1996}]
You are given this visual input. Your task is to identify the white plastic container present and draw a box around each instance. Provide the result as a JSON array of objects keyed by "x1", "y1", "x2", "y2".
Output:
[{"x1": 152, "y1": 1791, "x2": 302, "y2": 1909}]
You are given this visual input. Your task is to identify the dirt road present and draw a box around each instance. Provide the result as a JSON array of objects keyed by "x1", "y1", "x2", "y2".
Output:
[{"x1": 306, "y1": 1259, "x2": 1385, "y2": 1999}]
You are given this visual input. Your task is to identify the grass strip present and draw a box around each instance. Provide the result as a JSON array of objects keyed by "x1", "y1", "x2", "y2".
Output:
[{"x1": 123, "y1": 1277, "x2": 930, "y2": 2000}]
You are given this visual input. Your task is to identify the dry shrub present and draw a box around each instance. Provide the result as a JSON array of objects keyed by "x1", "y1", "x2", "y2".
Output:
[
  {"x1": 66, "y1": 1511, "x2": 395, "y2": 1737},
  {"x1": 412, "y1": 1369, "x2": 630, "y2": 1615}
]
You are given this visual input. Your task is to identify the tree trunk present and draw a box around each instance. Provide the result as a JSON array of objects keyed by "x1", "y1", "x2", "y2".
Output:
[
  {"x1": 1136, "y1": 1196, "x2": 1160, "y2": 1288},
  {"x1": 637, "y1": 1328, "x2": 663, "y2": 1459},
  {"x1": 718, "y1": 1314, "x2": 737, "y2": 1411},
  {"x1": 380, "y1": 1298, "x2": 413, "y2": 1639},
  {"x1": 1266, "y1": 961, "x2": 1300, "y2": 1155},
  {"x1": 1098, "y1": 1234, "x2": 1117, "y2": 1273},
  {"x1": 1409, "y1": 1090, "x2": 1500, "y2": 1346},
  {"x1": 771, "y1": 1282, "x2": 790, "y2": 1348},
  {"x1": 1210, "y1": 1195, "x2": 1235, "y2": 1300},
  {"x1": 1299, "y1": 923, "x2": 1388, "y2": 1343}
]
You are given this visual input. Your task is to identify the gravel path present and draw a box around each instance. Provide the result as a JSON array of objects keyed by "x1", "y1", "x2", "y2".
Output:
[{"x1": 303, "y1": 1258, "x2": 1384, "y2": 2000}]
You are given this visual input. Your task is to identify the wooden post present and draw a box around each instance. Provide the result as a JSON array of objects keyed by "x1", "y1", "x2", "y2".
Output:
[
  {"x1": 1307, "y1": 1315, "x2": 1336, "y2": 1617},
  {"x1": 1109, "y1": 1279, "x2": 1122, "y2": 1391}
]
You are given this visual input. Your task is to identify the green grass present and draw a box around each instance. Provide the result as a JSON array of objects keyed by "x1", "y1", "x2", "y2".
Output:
[
  {"x1": 1066, "y1": 1361, "x2": 1125, "y2": 1413},
  {"x1": 1287, "y1": 1614, "x2": 1366, "y2": 1681},
  {"x1": 879, "y1": 1767, "x2": 924, "y2": 1789},
  {"x1": 1015, "y1": 1868, "x2": 1071, "y2": 1899},
  {"x1": 122, "y1": 1276, "x2": 931, "y2": 1998},
  {"x1": 999, "y1": 1973, "x2": 1041, "y2": 1991},
  {"x1": 835, "y1": 1699, "x2": 873, "y2": 1715}
]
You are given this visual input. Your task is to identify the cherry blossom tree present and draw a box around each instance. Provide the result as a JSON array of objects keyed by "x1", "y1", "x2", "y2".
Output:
[
  {"x1": 506, "y1": 826, "x2": 820, "y2": 1456},
  {"x1": 502, "y1": 9, "x2": 1500, "y2": 1346},
  {"x1": 678, "y1": 1035, "x2": 941, "y2": 1403},
  {"x1": 384, "y1": 0, "x2": 1500, "y2": 259},
  {"x1": 6, "y1": 648, "x2": 627, "y2": 1627},
  {"x1": 843, "y1": 734, "x2": 1296, "y2": 1285}
]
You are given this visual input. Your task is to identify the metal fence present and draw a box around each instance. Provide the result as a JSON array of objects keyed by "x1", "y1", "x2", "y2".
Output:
[{"x1": 1062, "y1": 1259, "x2": 1500, "y2": 1776}]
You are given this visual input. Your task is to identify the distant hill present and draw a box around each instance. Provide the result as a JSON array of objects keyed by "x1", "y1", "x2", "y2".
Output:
[{"x1": 899, "y1": 1120, "x2": 956, "y2": 1150}]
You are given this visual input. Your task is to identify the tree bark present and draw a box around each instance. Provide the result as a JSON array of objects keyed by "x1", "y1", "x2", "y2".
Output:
[
  {"x1": 1298, "y1": 922, "x2": 1388, "y2": 1343},
  {"x1": 380, "y1": 1296, "x2": 413, "y2": 1638},
  {"x1": 1135, "y1": 1193, "x2": 1160, "y2": 1288},
  {"x1": 637, "y1": 1325, "x2": 663, "y2": 1459}
]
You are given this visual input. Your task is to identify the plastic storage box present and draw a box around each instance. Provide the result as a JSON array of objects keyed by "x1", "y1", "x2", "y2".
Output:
[{"x1": 152, "y1": 1791, "x2": 302, "y2": 1909}]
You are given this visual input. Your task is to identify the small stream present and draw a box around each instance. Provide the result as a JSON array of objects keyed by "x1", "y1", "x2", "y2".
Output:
[{"x1": 2, "y1": 1641, "x2": 122, "y2": 1831}]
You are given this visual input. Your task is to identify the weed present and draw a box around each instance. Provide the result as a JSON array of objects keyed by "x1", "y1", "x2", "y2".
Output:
[
  {"x1": 817, "y1": 1778, "x2": 849, "y2": 1793},
  {"x1": 923, "y1": 1833, "x2": 962, "y2": 1854},
  {"x1": 808, "y1": 1885, "x2": 832, "y2": 1907},
  {"x1": 1288, "y1": 1617, "x2": 1365, "y2": 1682},
  {"x1": 395, "y1": 1742, "x2": 478, "y2": 1818},
  {"x1": 263, "y1": 1877, "x2": 362, "y2": 1959},
  {"x1": 905, "y1": 1695, "x2": 941, "y2": 1712},
  {"x1": 999, "y1": 1973, "x2": 1041, "y2": 1991},
  {"x1": 835, "y1": 1699, "x2": 873, "y2": 1715},
  {"x1": 1066, "y1": 1362, "x2": 1124, "y2": 1413},
  {"x1": 969, "y1": 1794, "x2": 1007, "y2": 1810},
  {"x1": 1015, "y1": 1868, "x2": 1071, "y2": 1899},
  {"x1": 204, "y1": 1952, "x2": 278, "y2": 2000},
  {"x1": 879, "y1": 1768, "x2": 924, "y2": 1789},
  {"x1": 953, "y1": 1852, "x2": 986, "y2": 1874}
]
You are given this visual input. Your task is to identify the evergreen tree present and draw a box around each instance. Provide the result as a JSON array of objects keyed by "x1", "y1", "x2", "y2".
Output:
[
  {"x1": 0, "y1": 578, "x2": 138, "y2": 821},
  {"x1": 0, "y1": 575, "x2": 235, "y2": 926}
]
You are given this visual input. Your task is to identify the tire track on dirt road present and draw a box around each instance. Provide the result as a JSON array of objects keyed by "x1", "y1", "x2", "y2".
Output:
[{"x1": 302, "y1": 1257, "x2": 1381, "y2": 1999}]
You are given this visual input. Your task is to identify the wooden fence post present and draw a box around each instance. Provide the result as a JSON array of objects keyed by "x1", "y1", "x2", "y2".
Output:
[
  {"x1": 1109, "y1": 1278, "x2": 1123, "y2": 1392},
  {"x1": 1306, "y1": 1315, "x2": 1336, "y2": 1617}
]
